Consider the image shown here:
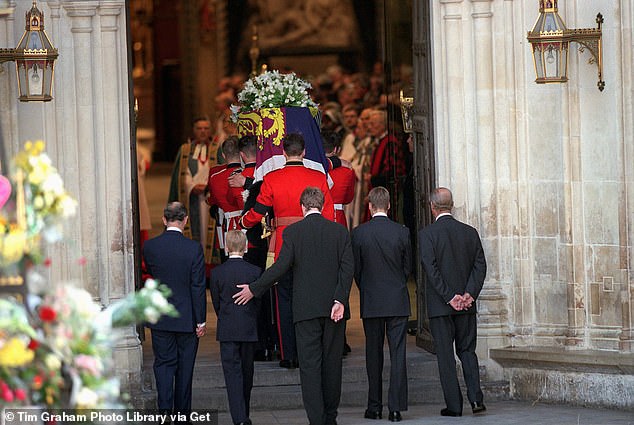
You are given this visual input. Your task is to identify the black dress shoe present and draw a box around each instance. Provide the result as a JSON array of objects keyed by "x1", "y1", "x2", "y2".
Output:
[
  {"x1": 471, "y1": 401, "x2": 487, "y2": 414},
  {"x1": 388, "y1": 411, "x2": 402, "y2": 422},
  {"x1": 279, "y1": 359, "x2": 298, "y2": 369},
  {"x1": 363, "y1": 409, "x2": 382, "y2": 419},
  {"x1": 440, "y1": 408, "x2": 462, "y2": 417}
]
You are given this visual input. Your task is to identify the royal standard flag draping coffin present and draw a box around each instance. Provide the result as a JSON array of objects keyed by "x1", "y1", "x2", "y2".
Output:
[{"x1": 237, "y1": 106, "x2": 331, "y2": 184}]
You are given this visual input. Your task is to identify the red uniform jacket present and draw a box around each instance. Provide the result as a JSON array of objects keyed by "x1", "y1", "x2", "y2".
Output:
[
  {"x1": 328, "y1": 163, "x2": 356, "y2": 228},
  {"x1": 241, "y1": 161, "x2": 335, "y2": 260},
  {"x1": 208, "y1": 162, "x2": 243, "y2": 230}
]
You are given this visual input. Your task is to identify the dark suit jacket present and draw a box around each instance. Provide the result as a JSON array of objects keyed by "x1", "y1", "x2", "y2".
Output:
[
  {"x1": 249, "y1": 213, "x2": 354, "y2": 322},
  {"x1": 143, "y1": 229, "x2": 207, "y2": 332},
  {"x1": 351, "y1": 215, "x2": 411, "y2": 318},
  {"x1": 418, "y1": 214, "x2": 486, "y2": 318},
  {"x1": 210, "y1": 257, "x2": 262, "y2": 342}
]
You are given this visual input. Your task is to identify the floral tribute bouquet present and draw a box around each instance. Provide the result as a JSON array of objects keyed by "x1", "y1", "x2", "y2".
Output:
[
  {"x1": 0, "y1": 141, "x2": 76, "y2": 266},
  {"x1": 230, "y1": 70, "x2": 318, "y2": 120},
  {"x1": 230, "y1": 70, "x2": 329, "y2": 183},
  {"x1": 0, "y1": 142, "x2": 177, "y2": 410}
]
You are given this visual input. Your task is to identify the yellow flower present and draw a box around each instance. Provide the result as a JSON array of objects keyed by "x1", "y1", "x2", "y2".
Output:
[
  {"x1": 1, "y1": 228, "x2": 28, "y2": 263},
  {"x1": 0, "y1": 337, "x2": 34, "y2": 367}
]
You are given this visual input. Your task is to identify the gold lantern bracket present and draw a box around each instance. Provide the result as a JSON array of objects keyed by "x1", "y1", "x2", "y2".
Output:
[
  {"x1": 566, "y1": 13, "x2": 604, "y2": 91},
  {"x1": 527, "y1": 1, "x2": 605, "y2": 92}
]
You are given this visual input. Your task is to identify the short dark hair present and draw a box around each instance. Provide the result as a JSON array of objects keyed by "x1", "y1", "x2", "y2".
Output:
[
  {"x1": 300, "y1": 187, "x2": 324, "y2": 211},
  {"x1": 221, "y1": 136, "x2": 240, "y2": 158},
  {"x1": 192, "y1": 116, "x2": 211, "y2": 126},
  {"x1": 368, "y1": 186, "x2": 390, "y2": 210},
  {"x1": 238, "y1": 135, "x2": 257, "y2": 157},
  {"x1": 164, "y1": 202, "x2": 187, "y2": 222},
  {"x1": 283, "y1": 133, "x2": 305, "y2": 156},
  {"x1": 321, "y1": 131, "x2": 342, "y2": 153}
]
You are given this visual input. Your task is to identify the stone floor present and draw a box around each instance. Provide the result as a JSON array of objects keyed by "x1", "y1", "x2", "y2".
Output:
[{"x1": 216, "y1": 402, "x2": 633, "y2": 425}]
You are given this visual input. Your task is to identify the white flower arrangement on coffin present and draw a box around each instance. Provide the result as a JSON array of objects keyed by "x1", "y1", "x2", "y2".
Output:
[{"x1": 230, "y1": 70, "x2": 318, "y2": 121}]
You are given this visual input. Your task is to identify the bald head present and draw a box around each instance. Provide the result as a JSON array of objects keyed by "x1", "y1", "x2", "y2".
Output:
[{"x1": 430, "y1": 187, "x2": 453, "y2": 216}]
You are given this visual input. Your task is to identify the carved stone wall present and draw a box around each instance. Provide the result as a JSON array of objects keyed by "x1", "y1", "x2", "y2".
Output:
[{"x1": 429, "y1": 0, "x2": 633, "y2": 407}]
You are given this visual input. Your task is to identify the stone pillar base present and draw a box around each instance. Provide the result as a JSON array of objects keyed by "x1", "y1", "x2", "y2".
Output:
[{"x1": 490, "y1": 346, "x2": 634, "y2": 410}]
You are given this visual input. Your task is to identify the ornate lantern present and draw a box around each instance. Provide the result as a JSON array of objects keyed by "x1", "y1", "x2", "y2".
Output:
[
  {"x1": 0, "y1": 1, "x2": 58, "y2": 101},
  {"x1": 527, "y1": 0, "x2": 604, "y2": 91}
]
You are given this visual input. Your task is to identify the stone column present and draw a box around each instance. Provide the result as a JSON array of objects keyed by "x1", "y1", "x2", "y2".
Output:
[
  {"x1": 61, "y1": 0, "x2": 140, "y2": 391},
  {"x1": 618, "y1": 0, "x2": 634, "y2": 352},
  {"x1": 469, "y1": 0, "x2": 509, "y2": 367},
  {"x1": 436, "y1": 0, "x2": 466, "y2": 190},
  {"x1": 62, "y1": 2, "x2": 99, "y2": 292},
  {"x1": 97, "y1": 1, "x2": 142, "y2": 389},
  {"x1": 0, "y1": 0, "x2": 17, "y2": 157}
]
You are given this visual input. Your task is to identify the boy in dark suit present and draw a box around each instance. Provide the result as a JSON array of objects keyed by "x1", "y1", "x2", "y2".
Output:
[{"x1": 210, "y1": 230, "x2": 262, "y2": 425}]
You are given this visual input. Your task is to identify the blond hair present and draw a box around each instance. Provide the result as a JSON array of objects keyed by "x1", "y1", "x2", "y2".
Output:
[{"x1": 225, "y1": 230, "x2": 247, "y2": 254}]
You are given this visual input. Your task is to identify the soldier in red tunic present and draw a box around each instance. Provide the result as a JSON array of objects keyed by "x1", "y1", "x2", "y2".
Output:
[
  {"x1": 240, "y1": 133, "x2": 335, "y2": 368},
  {"x1": 207, "y1": 137, "x2": 243, "y2": 261},
  {"x1": 322, "y1": 131, "x2": 356, "y2": 230}
]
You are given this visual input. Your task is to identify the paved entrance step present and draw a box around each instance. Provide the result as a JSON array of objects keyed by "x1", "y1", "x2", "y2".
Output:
[{"x1": 136, "y1": 349, "x2": 509, "y2": 411}]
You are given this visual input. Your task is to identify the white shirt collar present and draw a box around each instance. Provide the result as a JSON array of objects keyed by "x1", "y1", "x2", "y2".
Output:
[
  {"x1": 304, "y1": 210, "x2": 321, "y2": 217},
  {"x1": 229, "y1": 254, "x2": 243, "y2": 259},
  {"x1": 166, "y1": 226, "x2": 183, "y2": 233},
  {"x1": 435, "y1": 212, "x2": 452, "y2": 221},
  {"x1": 372, "y1": 212, "x2": 388, "y2": 218}
]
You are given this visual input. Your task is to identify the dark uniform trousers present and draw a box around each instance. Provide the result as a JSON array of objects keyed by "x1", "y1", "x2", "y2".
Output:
[
  {"x1": 151, "y1": 330, "x2": 199, "y2": 415},
  {"x1": 363, "y1": 316, "x2": 408, "y2": 413},
  {"x1": 219, "y1": 341, "x2": 256, "y2": 423},
  {"x1": 295, "y1": 317, "x2": 345, "y2": 425},
  {"x1": 276, "y1": 270, "x2": 296, "y2": 361},
  {"x1": 429, "y1": 314, "x2": 483, "y2": 413}
]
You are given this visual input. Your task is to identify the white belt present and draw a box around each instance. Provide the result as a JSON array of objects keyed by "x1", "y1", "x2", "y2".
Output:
[
  {"x1": 334, "y1": 204, "x2": 344, "y2": 210},
  {"x1": 224, "y1": 210, "x2": 242, "y2": 220}
]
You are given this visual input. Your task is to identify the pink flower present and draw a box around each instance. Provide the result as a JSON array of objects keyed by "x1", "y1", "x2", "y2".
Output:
[
  {"x1": 15, "y1": 388, "x2": 26, "y2": 401},
  {"x1": 77, "y1": 256, "x2": 87, "y2": 266},
  {"x1": 2, "y1": 389, "x2": 14, "y2": 402},
  {"x1": 74, "y1": 354, "x2": 102, "y2": 376}
]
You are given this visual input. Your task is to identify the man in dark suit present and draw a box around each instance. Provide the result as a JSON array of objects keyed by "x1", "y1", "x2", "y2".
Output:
[
  {"x1": 351, "y1": 186, "x2": 411, "y2": 422},
  {"x1": 143, "y1": 202, "x2": 207, "y2": 417},
  {"x1": 211, "y1": 230, "x2": 262, "y2": 425},
  {"x1": 239, "y1": 133, "x2": 336, "y2": 369},
  {"x1": 234, "y1": 187, "x2": 354, "y2": 425},
  {"x1": 418, "y1": 187, "x2": 487, "y2": 417}
]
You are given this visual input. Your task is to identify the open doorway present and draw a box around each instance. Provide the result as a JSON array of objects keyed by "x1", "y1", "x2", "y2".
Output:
[{"x1": 127, "y1": 0, "x2": 434, "y2": 354}]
